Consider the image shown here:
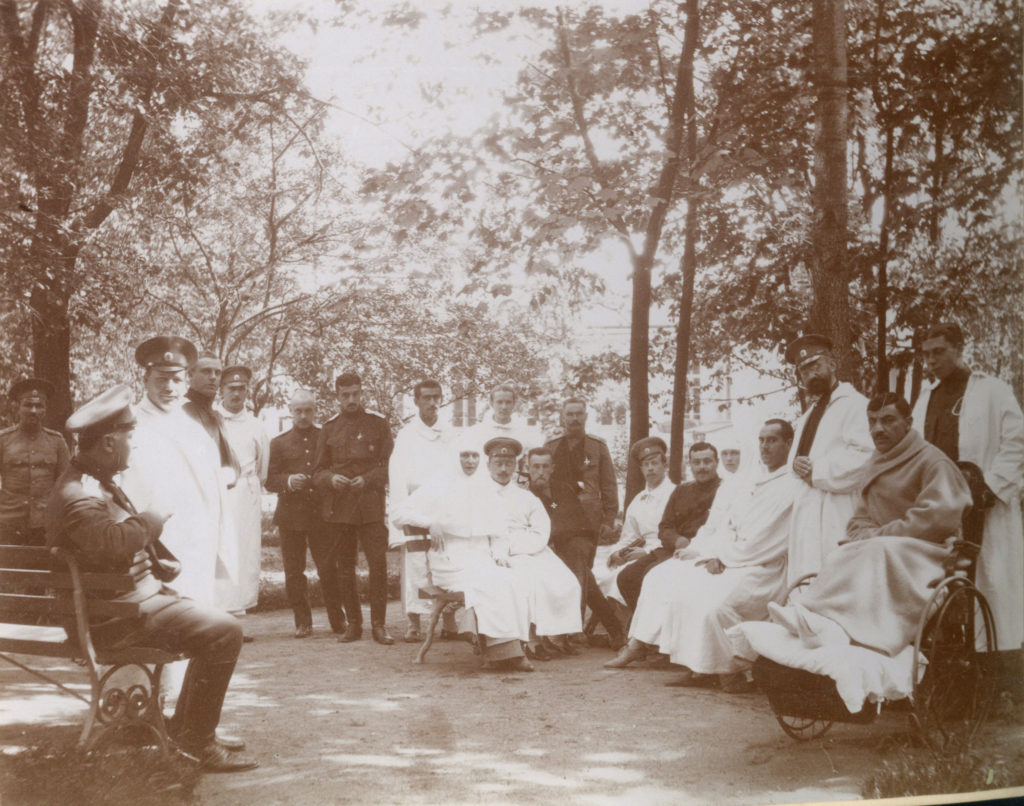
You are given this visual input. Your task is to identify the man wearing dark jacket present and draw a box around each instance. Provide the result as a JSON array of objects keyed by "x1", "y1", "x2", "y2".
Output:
[
  {"x1": 46, "y1": 385, "x2": 256, "y2": 773},
  {"x1": 616, "y1": 442, "x2": 721, "y2": 610},
  {"x1": 266, "y1": 389, "x2": 346, "y2": 638}
]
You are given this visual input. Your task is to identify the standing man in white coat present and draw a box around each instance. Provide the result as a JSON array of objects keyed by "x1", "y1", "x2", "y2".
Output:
[
  {"x1": 912, "y1": 322, "x2": 1024, "y2": 652},
  {"x1": 218, "y1": 366, "x2": 270, "y2": 615},
  {"x1": 465, "y1": 383, "x2": 544, "y2": 458},
  {"x1": 122, "y1": 336, "x2": 235, "y2": 607},
  {"x1": 388, "y1": 379, "x2": 454, "y2": 643},
  {"x1": 784, "y1": 334, "x2": 873, "y2": 585}
]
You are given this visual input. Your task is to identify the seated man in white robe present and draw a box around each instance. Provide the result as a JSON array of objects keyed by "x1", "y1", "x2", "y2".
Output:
[
  {"x1": 392, "y1": 435, "x2": 532, "y2": 671},
  {"x1": 605, "y1": 419, "x2": 801, "y2": 693},
  {"x1": 481, "y1": 437, "x2": 583, "y2": 652}
]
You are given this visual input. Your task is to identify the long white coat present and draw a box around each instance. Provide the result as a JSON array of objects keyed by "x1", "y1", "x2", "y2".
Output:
[
  {"x1": 912, "y1": 371, "x2": 1024, "y2": 650},
  {"x1": 786, "y1": 382, "x2": 873, "y2": 585},
  {"x1": 464, "y1": 414, "x2": 545, "y2": 457},
  {"x1": 485, "y1": 477, "x2": 583, "y2": 637},
  {"x1": 388, "y1": 415, "x2": 454, "y2": 617},
  {"x1": 121, "y1": 396, "x2": 236, "y2": 606},
  {"x1": 216, "y1": 406, "x2": 270, "y2": 612}
]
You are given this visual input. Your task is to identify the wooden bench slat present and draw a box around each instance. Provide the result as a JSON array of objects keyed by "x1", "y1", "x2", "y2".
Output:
[
  {"x1": 97, "y1": 647, "x2": 183, "y2": 665},
  {"x1": 0, "y1": 637, "x2": 78, "y2": 658},
  {"x1": 418, "y1": 585, "x2": 464, "y2": 602},
  {"x1": 0, "y1": 569, "x2": 136, "y2": 591},
  {"x1": 0, "y1": 593, "x2": 143, "y2": 619}
]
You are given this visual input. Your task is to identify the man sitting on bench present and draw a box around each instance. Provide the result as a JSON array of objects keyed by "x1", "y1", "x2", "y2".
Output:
[{"x1": 46, "y1": 385, "x2": 257, "y2": 772}]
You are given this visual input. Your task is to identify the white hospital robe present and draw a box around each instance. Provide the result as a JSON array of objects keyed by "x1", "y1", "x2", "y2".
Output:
[
  {"x1": 593, "y1": 475, "x2": 674, "y2": 604},
  {"x1": 216, "y1": 406, "x2": 269, "y2": 612},
  {"x1": 630, "y1": 466, "x2": 802, "y2": 674},
  {"x1": 388, "y1": 415, "x2": 454, "y2": 617},
  {"x1": 464, "y1": 414, "x2": 545, "y2": 457},
  {"x1": 392, "y1": 471, "x2": 529, "y2": 642},
  {"x1": 485, "y1": 477, "x2": 583, "y2": 637},
  {"x1": 913, "y1": 371, "x2": 1024, "y2": 650},
  {"x1": 121, "y1": 396, "x2": 236, "y2": 606},
  {"x1": 787, "y1": 382, "x2": 873, "y2": 585}
]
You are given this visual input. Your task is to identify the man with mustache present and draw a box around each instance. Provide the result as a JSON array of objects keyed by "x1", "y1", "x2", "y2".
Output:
[{"x1": 784, "y1": 334, "x2": 873, "y2": 585}]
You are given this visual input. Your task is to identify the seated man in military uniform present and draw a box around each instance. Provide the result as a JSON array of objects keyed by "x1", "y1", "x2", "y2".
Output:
[{"x1": 46, "y1": 385, "x2": 257, "y2": 773}]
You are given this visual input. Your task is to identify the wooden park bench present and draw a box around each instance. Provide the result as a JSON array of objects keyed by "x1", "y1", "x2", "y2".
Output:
[{"x1": 0, "y1": 545, "x2": 182, "y2": 755}]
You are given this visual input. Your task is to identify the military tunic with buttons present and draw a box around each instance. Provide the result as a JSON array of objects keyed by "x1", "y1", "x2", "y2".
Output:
[
  {"x1": 545, "y1": 433, "x2": 619, "y2": 534},
  {"x1": 312, "y1": 409, "x2": 393, "y2": 524},
  {"x1": 0, "y1": 424, "x2": 71, "y2": 543}
]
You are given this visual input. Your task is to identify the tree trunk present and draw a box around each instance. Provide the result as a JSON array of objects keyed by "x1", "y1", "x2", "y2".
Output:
[
  {"x1": 30, "y1": 274, "x2": 73, "y2": 428},
  {"x1": 810, "y1": 0, "x2": 854, "y2": 382},
  {"x1": 874, "y1": 125, "x2": 894, "y2": 393},
  {"x1": 668, "y1": 0, "x2": 701, "y2": 485}
]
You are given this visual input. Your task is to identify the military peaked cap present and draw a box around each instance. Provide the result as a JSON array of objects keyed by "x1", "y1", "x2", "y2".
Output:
[
  {"x1": 66, "y1": 384, "x2": 135, "y2": 439},
  {"x1": 9, "y1": 377, "x2": 55, "y2": 402},
  {"x1": 221, "y1": 366, "x2": 252, "y2": 386},
  {"x1": 484, "y1": 437, "x2": 522, "y2": 458},
  {"x1": 785, "y1": 334, "x2": 834, "y2": 368},
  {"x1": 134, "y1": 336, "x2": 198, "y2": 370},
  {"x1": 630, "y1": 436, "x2": 667, "y2": 463}
]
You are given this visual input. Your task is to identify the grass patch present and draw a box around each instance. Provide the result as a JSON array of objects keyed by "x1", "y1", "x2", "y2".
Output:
[
  {"x1": 862, "y1": 746, "x2": 1024, "y2": 799},
  {"x1": 0, "y1": 743, "x2": 201, "y2": 805}
]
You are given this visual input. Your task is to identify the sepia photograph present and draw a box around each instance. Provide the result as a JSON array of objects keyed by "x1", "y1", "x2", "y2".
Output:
[{"x1": 0, "y1": 0, "x2": 1021, "y2": 803}]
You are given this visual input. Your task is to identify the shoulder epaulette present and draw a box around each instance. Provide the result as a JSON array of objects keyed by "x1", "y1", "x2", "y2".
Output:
[
  {"x1": 586, "y1": 433, "x2": 608, "y2": 445},
  {"x1": 43, "y1": 426, "x2": 64, "y2": 438},
  {"x1": 0, "y1": 425, "x2": 17, "y2": 437},
  {"x1": 364, "y1": 409, "x2": 386, "y2": 420},
  {"x1": 544, "y1": 434, "x2": 564, "y2": 446},
  {"x1": 324, "y1": 413, "x2": 340, "y2": 424}
]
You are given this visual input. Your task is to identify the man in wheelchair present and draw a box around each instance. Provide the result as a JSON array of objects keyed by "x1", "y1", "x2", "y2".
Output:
[{"x1": 734, "y1": 393, "x2": 973, "y2": 713}]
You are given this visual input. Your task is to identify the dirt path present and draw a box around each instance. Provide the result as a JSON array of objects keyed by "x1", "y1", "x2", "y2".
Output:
[{"x1": 3, "y1": 603, "x2": 940, "y2": 805}]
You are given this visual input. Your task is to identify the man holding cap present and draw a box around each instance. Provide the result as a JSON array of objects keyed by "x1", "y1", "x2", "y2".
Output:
[
  {"x1": 784, "y1": 334, "x2": 872, "y2": 585},
  {"x1": 47, "y1": 385, "x2": 257, "y2": 772},
  {"x1": 0, "y1": 378, "x2": 70, "y2": 545},
  {"x1": 217, "y1": 366, "x2": 270, "y2": 615}
]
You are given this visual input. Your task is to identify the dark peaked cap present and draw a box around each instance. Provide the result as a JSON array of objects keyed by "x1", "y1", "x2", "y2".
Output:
[
  {"x1": 630, "y1": 436, "x2": 667, "y2": 463},
  {"x1": 65, "y1": 384, "x2": 135, "y2": 439},
  {"x1": 134, "y1": 336, "x2": 198, "y2": 370},
  {"x1": 484, "y1": 437, "x2": 522, "y2": 458},
  {"x1": 221, "y1": 366, "x2": 252, "y2": 386},
  {"x1": 9, "y1": 377, "x2": 55, "y2": 401},
  {"x1": 785, "y1": 334, "x2": 834, "y2": 368}
]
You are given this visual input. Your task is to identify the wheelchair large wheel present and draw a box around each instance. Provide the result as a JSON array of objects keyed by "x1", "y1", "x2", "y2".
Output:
[
  {"x1": 775, "y1": 714, "x2": 833, "y2": 741},
  {"x1": 911, "y1": 577, "x2": 996, "y2": 751}
]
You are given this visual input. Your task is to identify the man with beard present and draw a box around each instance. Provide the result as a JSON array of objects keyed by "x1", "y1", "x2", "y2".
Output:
[
  {"x1": 313, "y1": 372, "x2": 394, "y2": 645},
  {"x1": 388, "y1": 379, "x2": 454, "y2": 642},
  {"x1": 216, "y1": 366, "x2": 270, "y2": 616},
  {"x1": 0, "y1": 378, "x2": 70, "y2": 546},
  {"x1": 616, "y1": 442, "x2": 722, "y2": 611},
  {"x1": 526, "y1": 446, "x2": 625, "y2": 653},
  {"x1": 912, "y1": 323, "x2": 1024, "y2": 652},
  {"x1": 784, "y1": 334, "x2": 873, "y2": 585}
]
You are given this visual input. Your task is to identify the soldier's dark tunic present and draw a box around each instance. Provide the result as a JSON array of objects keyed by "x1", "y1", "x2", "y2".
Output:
[
  {"x1": 46, "y1": 458, "x2": 241, "y2": 751},
  {"x1": 312, "y1": 407, "x2": 393, "y2": 628},
  {"x1": 545, "y1": 433, "x2": 619, "y2": 534},
  {"x1": 531, "y1": 478, "x2": 625, "y2": 644},
  {"x1": 617, "y1": 476, "x2": 721, "y2": 610},
  {"x1": 267, "y1": 424, "x2": 346, "y2": 633},
  {"x1": 0, "y1": 425, "x2": 70, "y2": 545},
  {"x1": 922, "y1": 365, "x2": 971, "y2": 462}
]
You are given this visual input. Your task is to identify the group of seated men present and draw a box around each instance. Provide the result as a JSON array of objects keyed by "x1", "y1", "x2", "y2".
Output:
[{"x1": 14, "y1": 321, "x2": 1023, "y2": 772}]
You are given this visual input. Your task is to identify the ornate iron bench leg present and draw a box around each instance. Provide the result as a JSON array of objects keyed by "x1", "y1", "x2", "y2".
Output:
[{"x1": 81, "y1": 662, "x2": 172, "y2": 757}]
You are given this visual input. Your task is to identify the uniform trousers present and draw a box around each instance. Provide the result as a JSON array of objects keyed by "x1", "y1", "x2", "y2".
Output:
[
  {"x1": 331, "y1": 521, "x2": 388, "y2": 627},
  {"x1": 100, "y1": 594, "x2": 242, "y2": 751},
  {"x1": 552, "y1": 535, "x2": 624, "y2": 639},
  {"x1": 616, "y1": 547, "x2": 672, "y2": 611},
  {"x1": 279, "y1": 525, "x2": 346, "y2": 632}
]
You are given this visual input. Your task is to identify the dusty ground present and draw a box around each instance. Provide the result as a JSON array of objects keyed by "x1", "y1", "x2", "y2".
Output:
[{"x1": 2, "y1": 603, "x2": 1022, "y2": 806}]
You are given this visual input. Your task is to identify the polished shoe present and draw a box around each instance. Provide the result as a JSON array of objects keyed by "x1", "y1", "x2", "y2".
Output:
[
  {"x1": 603, "y1": 641, "x2": 647, "y2": 669},
  {"x1": 524, "y1": 642, "x2": 553, "y2": 662},
  {"x1": 371, "y1": 624, "x2": 395, "y2": 645},
  {"x1": 403, "y1": 626, "x2": 422, "y2": 643},
  {"x1": 541, "y1": 636, "x2": 578, "y2": 656},
  {"x1": 567, "y1": 632, "x2": 589, "y2": 649},
  {"x1": 215, "y1": 733, "x2": 246, "y2": 751},
  {"x1": 492, "y1": 656, "x2": 534, "y2": 673},
  {"x1": 294, "y1": 625, "x2": 313, "y2": 639},
  {"x1": 193, "y1": 740, "x2": 259, "y2": 773},
  {"x1": 664, "y1": 669, "x2": 716, "y2": 688},
  {"x1": 337, "y1": 624, "x2": 362, "y2": 643},
  {"x1": 718, "y1": 672, "x2": 757, "y2": 694},
  {"x1": 607, "y1": 632, "x2": 627, "y2": 652}
]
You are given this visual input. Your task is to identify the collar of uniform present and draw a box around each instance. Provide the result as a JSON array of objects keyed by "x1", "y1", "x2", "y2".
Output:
[
  {"x1": 185, "y1": 387, "x2": 214, "y2": 410},
  {"x1": 340, "y1": 406, "x2": 364, "y2": 420},
  {"x1": 414, "y1": 415, "x2": 444, "y2": 439},
  {"x1": 71, "y1": 455, "x2": 114, "y2": 486}
]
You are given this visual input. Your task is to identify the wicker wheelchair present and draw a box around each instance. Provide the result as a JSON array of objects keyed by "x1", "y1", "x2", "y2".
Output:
[{"x1": 753, "y1": 461, "x2": 997, "y2": 751}]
